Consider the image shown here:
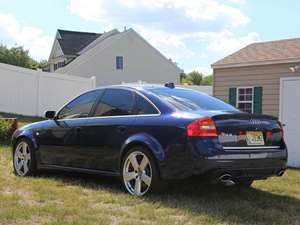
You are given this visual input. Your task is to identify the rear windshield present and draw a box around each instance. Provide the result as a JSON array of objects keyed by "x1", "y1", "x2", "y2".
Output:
[{"x1": 151, "y1": 88, "x2": 239, "y2": 112}]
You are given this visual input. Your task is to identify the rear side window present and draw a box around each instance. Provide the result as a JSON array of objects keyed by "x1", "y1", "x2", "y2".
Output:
[
  {"x1": 151, "y1": 88, "x2": 238, "y2": 112},
  {"x1": 58, "y1": 90, "x2": 103, "y2": 119},
  {"x1": 93, "y1": 89, "x2": 135, "y2": 117},
  {"x1": 135, "y1": 94, "x2": 159, "y2": 115}
]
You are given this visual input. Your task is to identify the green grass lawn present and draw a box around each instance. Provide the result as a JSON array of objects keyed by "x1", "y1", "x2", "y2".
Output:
[
  {"x1": 0, "y1": 143, "x2": 300, "y2": 225},
  {"x1": 1, "y1": 113, "x2": 300, "y2": 224}
]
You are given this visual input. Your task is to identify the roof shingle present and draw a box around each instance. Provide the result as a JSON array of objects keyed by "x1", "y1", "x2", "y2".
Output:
[
  {"x1": 57, "y1": 29, "x2": 101, "y2": 55},
  {"x1": 212, "y1": 38, "x2": 300, "y2": 67}
]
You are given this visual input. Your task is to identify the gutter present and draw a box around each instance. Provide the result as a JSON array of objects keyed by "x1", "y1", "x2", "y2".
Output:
[{"x1": 211, "y1": 58, "x2": 300, "y2": 69}]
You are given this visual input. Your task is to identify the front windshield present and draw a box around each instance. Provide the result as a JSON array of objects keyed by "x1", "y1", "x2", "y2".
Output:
[{"x1": 151, "y1": 88, "x2": 239, "y2": 112}]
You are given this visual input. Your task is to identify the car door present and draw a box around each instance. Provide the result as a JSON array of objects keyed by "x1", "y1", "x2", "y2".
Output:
[
  {"x1": 76, "y1": 88, "x2": 136, "y2": 172},
  {"x1": 37, "y1": 89, "x2": 103, "y2": 167}
]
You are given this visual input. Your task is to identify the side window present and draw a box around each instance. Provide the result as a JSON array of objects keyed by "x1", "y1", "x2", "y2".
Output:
[
  {"x1": 135, "y1": 94, "x2": 159, "y2": 115},
  {"x1": 54, "y1": 63, "x2": 58, "y2": 71},
  {"x1": 93, "y1": 89, "x2": 134, "y2": 117},
  {"x1": 116, "y1": 56, "x2": 123, "y2": 70},
  {"x1": 58, "y1": 90, "x2": 103, "y2": 119}
]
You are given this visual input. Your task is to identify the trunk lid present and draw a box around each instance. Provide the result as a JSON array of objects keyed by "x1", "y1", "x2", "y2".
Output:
[{"x1": 212, "y1": 113, "x2": 283, "y2": 149}]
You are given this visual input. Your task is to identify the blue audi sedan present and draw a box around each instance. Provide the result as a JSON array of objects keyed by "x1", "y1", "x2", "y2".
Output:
[{"x1": 12, "y1": 83, "x2": 287, "y2": 196}]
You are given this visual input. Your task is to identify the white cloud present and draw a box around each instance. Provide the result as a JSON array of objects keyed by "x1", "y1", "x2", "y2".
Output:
[
  {"x1": 68, "y1": 0, "x2": 250, "y2": 28},
  {"x1": 135, "y1": 26, "x2": 196, "y2": 63},
  {"x1": 206, "y1": 31, "x2": 260, "y2": 54},
  {"x1": 67, "y1": 0, "x2": 258, "y2": 70},
  {"x1": 227, "y1": 0, "x2": 246, "y2": 4},
  {"x1": 0, "y1": 13, "x2": 52, "y2": 60},
  {"x1": 136, "y1": 27, "x2": 260, "y2": 60},
  {"x1": 177, "y1": 29, "x2": 259, "y2": 54},
  {"x1": 68, "y1": 0, "x2": 106, "y2": 22}
]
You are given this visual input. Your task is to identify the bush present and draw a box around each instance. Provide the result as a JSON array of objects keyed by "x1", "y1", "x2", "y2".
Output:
[{"x1": 0, "y1": 118, "x2": 18, "y2": 141}]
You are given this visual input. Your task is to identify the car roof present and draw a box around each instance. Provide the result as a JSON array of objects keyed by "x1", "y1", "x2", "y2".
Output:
[{"x1": 94, "y1": 83, "x2": 192, "y2": 92}]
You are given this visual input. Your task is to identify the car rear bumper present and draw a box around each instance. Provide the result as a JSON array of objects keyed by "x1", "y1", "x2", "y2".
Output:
[
  {"x1": 159, "y1": 146, "x2": 287, "y2": 180},
  {"x1": 197, "y1": 150, "x2": 287, "y2": 181}
]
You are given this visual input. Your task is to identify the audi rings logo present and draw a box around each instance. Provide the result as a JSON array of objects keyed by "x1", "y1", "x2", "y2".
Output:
[{"x1": 249, "y1": 119, "x2": 263, "y2": 125}]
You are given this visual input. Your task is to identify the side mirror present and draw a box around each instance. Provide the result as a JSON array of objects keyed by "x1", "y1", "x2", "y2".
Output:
[{"x1": 45, "y1": 111, "x2": 56, "y2": 119}]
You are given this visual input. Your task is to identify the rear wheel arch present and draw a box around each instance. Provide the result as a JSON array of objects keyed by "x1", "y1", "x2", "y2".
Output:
[
  {"x1": 120, "y1": 144, "x2": 165, "y2": 195},
  {"x1": 120, "y1": 133, "x2": 165, "y2": 165},
  {"x1": 119, "y1": 139, "x2": 164, "y2": 183},
  {"x1": 120, "y1": 141, "x2": 163, "y2": 179}
]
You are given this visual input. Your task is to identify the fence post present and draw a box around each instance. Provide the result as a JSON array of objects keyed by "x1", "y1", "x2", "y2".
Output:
[
  {"x1": 91, "y1": 76, "x2": 97, "y2": 88},
  {"x1": 35, "y1": 72, "x2": 41, "y2": 117}
]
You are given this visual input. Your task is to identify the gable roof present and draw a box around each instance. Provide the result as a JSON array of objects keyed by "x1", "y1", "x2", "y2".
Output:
[
  {"x1": 57, "y1": 29, "x2": 102, "y2": 55},
  {"x1": 212, "y1": 37, "x2": 300, "y2": 68},
  {"x1": 56, "y1": 28, "x2": 182, "y2": 74},
  {"x1": 78, "y1": 29, "x2": 119, "y2": 55}
]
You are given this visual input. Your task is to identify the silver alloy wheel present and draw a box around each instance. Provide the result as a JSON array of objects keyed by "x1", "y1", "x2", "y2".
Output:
[
  {"x1": 14, "y1": 141, "x2": 31, "y2": 176},
  {"x1": 123, "y1": 151, "x2": 152, "y2": 196}
]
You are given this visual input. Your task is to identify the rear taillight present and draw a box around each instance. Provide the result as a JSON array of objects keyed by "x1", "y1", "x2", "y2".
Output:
[
  {"x1": 278, "y1": 122, "x2": 284, "y2": 139},
  {"x1": 266, "y1": 131, "x2": 273, "y2": 138},
  {"x1": 187, "y1": 117, "x2": 218, "y2": 137}
]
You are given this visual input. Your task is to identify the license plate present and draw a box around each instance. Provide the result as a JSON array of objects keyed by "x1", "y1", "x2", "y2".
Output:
[{"x1": 246, "y1": 131, "x2": 265, "y2": 145}]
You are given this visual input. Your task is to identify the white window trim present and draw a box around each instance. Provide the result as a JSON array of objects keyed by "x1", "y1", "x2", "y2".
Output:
[{"x1": 236, "y1": 86, "x2": 254, "y2": 113}]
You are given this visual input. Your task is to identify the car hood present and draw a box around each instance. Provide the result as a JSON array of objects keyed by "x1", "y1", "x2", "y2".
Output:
[{"x1": 19, "y1": 120, "x2": 52, "y2": 131}]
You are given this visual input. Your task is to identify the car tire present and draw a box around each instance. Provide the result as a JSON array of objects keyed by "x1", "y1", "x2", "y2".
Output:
[
  {"x1": 13, "y1": 138, "x2": 37, "y2": 177},
  {"x1": 237, "y1": 180, "x2": 253, "y2": 188},
  {"x1": 121, "y1": 146, "x2": 162, "y2": 196}
]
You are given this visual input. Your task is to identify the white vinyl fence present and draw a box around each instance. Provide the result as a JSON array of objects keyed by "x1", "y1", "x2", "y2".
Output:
[
  {"x1": 0, "y1": 63, "x2": 96, "y2": 117},
  {"x1": 177, "y1": 85, "x2": 213, "y2": 95}
]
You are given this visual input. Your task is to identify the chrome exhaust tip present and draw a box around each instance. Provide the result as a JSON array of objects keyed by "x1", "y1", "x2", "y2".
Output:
[
  {"x1": 219, "y1": 174, "x2": 236, "y2": 186},
  {"x1": 277, "y1": 169, "x2": 285, "y2": 177}
]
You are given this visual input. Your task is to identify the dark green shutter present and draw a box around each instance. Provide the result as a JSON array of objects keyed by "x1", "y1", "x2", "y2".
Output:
[
  {"x1": 229, "y1": 87, "x2": 237, "y2": 107},
  {"x1": 253, "y1": 86, "x2": 263, "y2": 114}
]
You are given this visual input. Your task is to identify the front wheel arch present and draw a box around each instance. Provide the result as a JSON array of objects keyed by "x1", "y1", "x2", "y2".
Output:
[
  {"x1": 13, "y1": 135, "x2": 37, "y2": 152},
  {"x1": 13, "y1": 137, "x2": 37, "y2": 176},
  {"x1": 12, "y1": 130, "x2": 39, "y2": 151}
]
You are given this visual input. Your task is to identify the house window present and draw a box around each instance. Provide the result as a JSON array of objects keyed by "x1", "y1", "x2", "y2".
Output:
[
  {"x1": 237, "y1": 87, "x2": 253, "y2": 113},
  {"x1": 116, "y1": 56, "x2": 123, "y2": 70},
  {"x1": 54, "y1": 63, "x2": 58, "y2": 71},
  {"x1": 58, "y1": 61, "x2": 65, "y2": 68}
]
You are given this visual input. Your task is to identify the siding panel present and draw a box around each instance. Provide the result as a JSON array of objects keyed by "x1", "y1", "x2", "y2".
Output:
[{"x1": 213, "y1": 63, "x2": 300, "y2": 117}]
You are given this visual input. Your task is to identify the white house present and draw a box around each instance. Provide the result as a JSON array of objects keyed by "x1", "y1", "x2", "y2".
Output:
[
  {"x1": 46, "y1": 29, "x2": 101, "y2": 72},
  {"x1": 47, "y1": 28, "x2": 182, "y2": 86}
]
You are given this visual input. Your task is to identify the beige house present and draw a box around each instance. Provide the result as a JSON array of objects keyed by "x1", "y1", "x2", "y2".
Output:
[
  {"x1": 212, "y1": 38, "x2": 300, "y2": 167},
  {"x1": 212, "y1": 38, "x2": 300, "y2": 117}
]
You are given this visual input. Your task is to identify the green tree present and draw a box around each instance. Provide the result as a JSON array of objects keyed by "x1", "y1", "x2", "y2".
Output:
[
  {"x1": 37, "y1": 60, "x2": 48, "y2": 69},
  {"x1": 201, "y1": 75, "x2": 213, "y2": 85},
  {"x1": 0, "y1": 44, "x2": 44, "y2": 70},
  {"x1": 182, "y1": 71, "x2": 203, "y2": 85}
]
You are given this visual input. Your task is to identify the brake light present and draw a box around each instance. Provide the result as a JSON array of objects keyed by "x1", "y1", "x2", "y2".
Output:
[
  {"x1": 187, "y1": 117, "x2": 218, "y2": 137},
  {"x1": 279, "y1": 122, "x2": 284, "y2": 139},
  {"x1": 266, "y1": 131, "x2": 273, "y2": 138}
]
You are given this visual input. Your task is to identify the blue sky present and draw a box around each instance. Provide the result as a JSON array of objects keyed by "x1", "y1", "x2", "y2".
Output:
[{"x1": 0, "y1": 0, "x2": 299, "y2": 74}]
